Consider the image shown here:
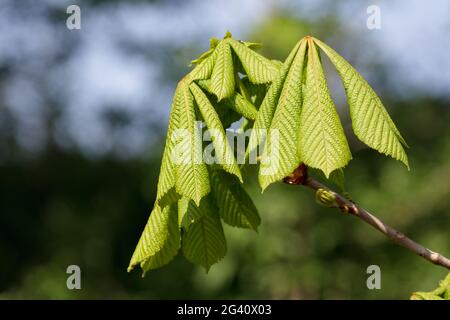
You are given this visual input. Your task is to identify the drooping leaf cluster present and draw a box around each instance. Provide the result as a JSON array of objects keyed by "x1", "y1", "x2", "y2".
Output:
[{"x1": 128, "y1": 33, "x2": 408, "y2": 274}]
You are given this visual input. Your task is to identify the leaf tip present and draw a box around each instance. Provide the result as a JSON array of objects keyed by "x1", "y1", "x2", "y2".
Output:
[
  {"x1": 203, "y1": 265, "x2": 211, "y2": 274},
  {"x1": 403, "y1": 159, "x2": 410, "y2": 171},
  {"x1": 259, "y1": 181, "x2": 270, "y2": 194},
  {"x1": 193, "y1": 197, "x2": 202, "y2": 207},
  {"x1": 322, "y1": 169, "x2": 333, "y2": 179},
  {"x1": 258, "y1": 176, "x2": 267, "y2": 193},
  {"x1": 210, "y1": 37, "x2": 220, "y2": 49}
]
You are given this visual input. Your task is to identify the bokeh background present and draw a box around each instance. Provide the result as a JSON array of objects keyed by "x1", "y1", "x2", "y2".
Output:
[{"x1": 1, "y1": 0, "x2": 449, "y2": 299}]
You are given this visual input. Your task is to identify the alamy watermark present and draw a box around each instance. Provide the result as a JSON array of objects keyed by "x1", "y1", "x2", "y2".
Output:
[
  {"x1": 366, "y1": 5, "x2": 381, "y2": 30},
  {"x1": 66, "y1": 5, "x2": 81, "y2": 30},
  {"x1": 66, "y1": 265, "x2": 81, "y2": 290},
  {"x1": 366, "y1": 265, "x2": 381, "y2": 290}
]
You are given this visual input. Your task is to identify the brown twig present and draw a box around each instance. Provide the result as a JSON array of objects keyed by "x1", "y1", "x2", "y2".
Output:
[{"x1": 284, "y1": 164, "x2": 450, "y2": 270}]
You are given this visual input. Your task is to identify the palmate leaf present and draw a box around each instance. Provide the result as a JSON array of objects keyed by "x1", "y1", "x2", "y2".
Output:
[
  {"x1": 298, "y1": 39, "x2": 352, "y2": 178},
  {"x1": 190, "y1": 82, "x2": 242, "y2": 182},
  {"x1": 128, "y1": 204, "x2": 180, "y2": 274},
  {"x1": 130, "y1": 34, "x2": 411, "y2": 276},
  {"x1": 210, "y1": 169, "x2": 260, "y2": 230},
  {"x1": 259, "y1": 40, "x2": 307, "y2": 190},
  {"x1": 173, "y1": 81, "x2": 210, "y2": 206},
  {"x1": 182, "y1": 202, "x2": 227, "y2": 272},
  {"x1": 313, "y1": 37, "x2": 409, "y2": 168}
]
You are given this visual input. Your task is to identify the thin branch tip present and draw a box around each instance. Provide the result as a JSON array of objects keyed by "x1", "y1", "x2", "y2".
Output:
[{"x1": 284, "y1": 164, "x2": 450, "y2": 270}]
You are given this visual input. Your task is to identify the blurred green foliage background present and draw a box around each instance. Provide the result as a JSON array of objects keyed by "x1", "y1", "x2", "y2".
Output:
[{"x1": 0, "y1": 0, "x2": 449, "y2": 299}]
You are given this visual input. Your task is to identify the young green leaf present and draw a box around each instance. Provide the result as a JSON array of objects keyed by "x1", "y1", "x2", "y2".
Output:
[
  {"x1": 128, "y1": 204, "x2": 180, "y2": 273},
  {"x1": 210, "y1": 41, "x2": 235, "y2": 100},
  {"x1": 182, "y1": 208, "x2": 227, "y2": 272},
  {"x1": 156, "y1": 86, "x2": 183, "y2": 208},
  {"x1": 188, "y1": 49, "x2": 217, "y2": 82},
  {"x1": 313, "y1": 37, "x2": 409, "y2": 168},
  {"x1": 140, "y1": 205, "x2": 181, "y2": 275},
  {"x1": 298, "y1": 39, "x2": 352, "y2": 178},
  {"x1": 174, "y1": 81, "x2": 210, "y2": 206},
  {"x1": 190, "y1": 82, "x2": 242, "y2": 182},
  {"x1": 259, "y1": 40, "x2": 307, "y2": 191},
  {"x1": 247, "y1": 40, "x2": 303, "y2": 157},
  {"x1": 229, "y1": 38, "x2": 279, "y2": 84},
  {"x1": 210, "y1": 170, "x2": 260, "y2": 230},
  {"x1": 131, "y1": 34, "x2": 414, "y2": 276}
]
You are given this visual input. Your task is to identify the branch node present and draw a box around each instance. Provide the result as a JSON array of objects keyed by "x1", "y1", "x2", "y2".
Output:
[{"x1": 283, "y1": 163, "x2": 308, "y2": 185}]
